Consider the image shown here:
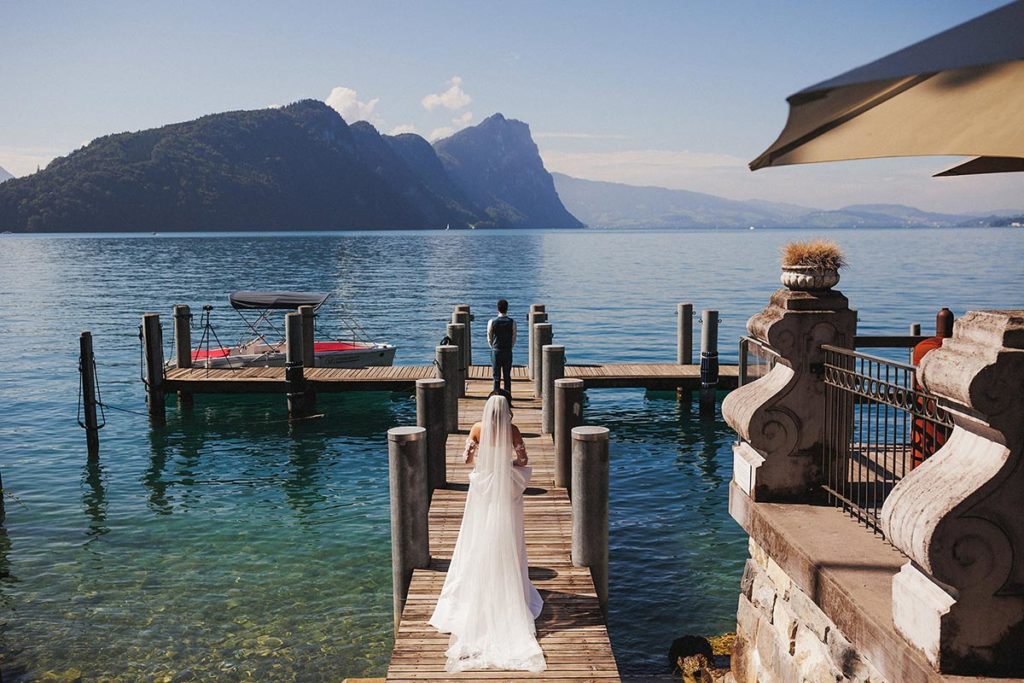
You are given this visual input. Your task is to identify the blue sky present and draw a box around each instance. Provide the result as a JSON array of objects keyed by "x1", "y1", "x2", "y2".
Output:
[{"x1": 2, "y1": 1, "x2": 1020, "y2": 212}]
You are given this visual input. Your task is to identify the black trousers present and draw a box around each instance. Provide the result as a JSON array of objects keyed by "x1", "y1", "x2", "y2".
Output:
[{"x1": 492, "y1": 348, "x2": 512, "y2": 394}]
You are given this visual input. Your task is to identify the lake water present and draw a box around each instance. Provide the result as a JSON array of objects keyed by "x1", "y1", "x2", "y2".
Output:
[{"x1": 0, "y1": 227, "x2": 1020, "y2": 681}]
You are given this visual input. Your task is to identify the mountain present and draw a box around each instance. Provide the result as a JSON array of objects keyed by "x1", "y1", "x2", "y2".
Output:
[
  {"x1": 434, "y1": 115, "x2": 583, "y2": 229},
  {"x1": 0, "y1": 166, "x2": 13, "y2": 183},
  {"x1": 552, "y1": 174, "x2": 1018, "y2": 229},
  {"x1": 0, "y1": 102, "x2": 581, "y2": 231}
]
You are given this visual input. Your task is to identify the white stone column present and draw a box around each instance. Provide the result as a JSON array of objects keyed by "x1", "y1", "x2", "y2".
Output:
[
  {"x1": 722, "y1": 286, "x2": 856, "y2": 501},
  {"x1": 880, "y1": 310, "x2": 1024, "y2": 676}
]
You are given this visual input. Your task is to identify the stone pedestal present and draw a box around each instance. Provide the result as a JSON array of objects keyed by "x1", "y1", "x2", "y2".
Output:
[
  {"x1": 880, "y1": 310, "x2": 1024, "y2": 676},
  {"x1": 722, "y1": 287, "x2": 856, "y2": 501}
]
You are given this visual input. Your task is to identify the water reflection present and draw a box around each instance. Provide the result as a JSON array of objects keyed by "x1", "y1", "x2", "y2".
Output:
[{"x1": 82, "y1": 458, "x2": 109, "y2": 539}]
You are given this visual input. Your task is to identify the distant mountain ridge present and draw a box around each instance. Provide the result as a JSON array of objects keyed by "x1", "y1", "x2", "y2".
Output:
[
  {"x1": 552, "y1": 173, "x2": 1019, "y2": 229},
  {"x1": 0, "y1": 166, "x2": 13, "y2": 183},
  {"x1": 0, "y1": 101, "x2": 581, "y2": 231}
]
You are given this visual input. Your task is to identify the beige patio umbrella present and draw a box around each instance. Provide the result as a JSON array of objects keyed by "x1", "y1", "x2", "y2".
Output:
[{"x1": 750, "y1": 1, "x2": 1024, "y2": 176}]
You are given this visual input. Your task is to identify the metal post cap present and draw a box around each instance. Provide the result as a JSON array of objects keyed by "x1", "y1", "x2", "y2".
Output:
[
  {"x1": 436, "y1": 345, "x2": 459, "y2": 352},
  {"x1": 555, "y1": 378, "x2": 584, "y2": 388},
  {"x1": 543, "y1": 344, "x2": 565, "y2": 352},
  {"x1": 571, "y1": 426, "x2": 609, "y2": 442},
  {"x1": 416, "y1": 378, "x2": 446, "y2": 388},
  {"x1": 388, "y1": 426, "x2": 426, "y2": 443}
]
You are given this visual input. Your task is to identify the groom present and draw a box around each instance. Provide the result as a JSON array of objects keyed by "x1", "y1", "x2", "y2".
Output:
[{"x1": 487, "y1": 299, "x2": 516, "y2": 394}]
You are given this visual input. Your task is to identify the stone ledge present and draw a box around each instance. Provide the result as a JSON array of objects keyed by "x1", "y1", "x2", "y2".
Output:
[{"x1": 728, "y1": 481, "x2": 1022, "y2": 683}]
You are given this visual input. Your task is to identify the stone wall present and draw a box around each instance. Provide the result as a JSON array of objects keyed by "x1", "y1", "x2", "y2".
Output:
[{"x1": 731, "y1": 539, "x2": 886, "y2": 683}]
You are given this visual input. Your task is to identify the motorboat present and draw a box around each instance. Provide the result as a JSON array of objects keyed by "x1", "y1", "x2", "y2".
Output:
[{"x1": 176, "y1": 291, "x2": 396, "y2": 369}]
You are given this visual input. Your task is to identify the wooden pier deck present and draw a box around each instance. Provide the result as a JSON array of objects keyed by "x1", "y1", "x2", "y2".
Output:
[
  {"x1": 162, "y1": 362, "x2": 738, "y2": 394},
  {"x1": 385, "y1": 377, "x2": 621, "y2": 682}
]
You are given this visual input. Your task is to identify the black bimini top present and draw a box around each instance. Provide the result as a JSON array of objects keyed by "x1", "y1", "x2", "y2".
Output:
[{"x1": 229, "y1": 291, "x2": 330, "y2": 310}]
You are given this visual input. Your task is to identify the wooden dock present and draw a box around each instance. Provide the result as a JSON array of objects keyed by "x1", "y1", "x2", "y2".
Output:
[
  {"x1": 162, "y1": 362, "x2": 738, "y2": 394},
  {"x1": 385, "y1": 377, "x2": 621, "y2": 682}
]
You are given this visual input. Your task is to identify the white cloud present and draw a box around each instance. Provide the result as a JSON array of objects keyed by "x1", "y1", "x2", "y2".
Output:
[
  {"x1": 390, "y1": 123, "x2": 419, "y2": 135},
  {"x1": 422, "y1": 76, "x2": 472, "y2": 111},
  {"x1": 452, "y1": 111, "x2": 473, "y2": 126},
  {"x1": 429, "y1": 127, "x2": 455, "y2": 141},
  {"x1": 325, "y1": 86, "x2": 381, "y2": 124}
]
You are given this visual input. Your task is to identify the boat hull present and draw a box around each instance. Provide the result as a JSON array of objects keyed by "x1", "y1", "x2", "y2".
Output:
[{"x1": 173, "y1": 342, "x2": 397, "y2": 370}]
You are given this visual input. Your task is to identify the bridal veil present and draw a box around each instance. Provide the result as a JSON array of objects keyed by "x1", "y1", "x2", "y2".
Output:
[{"x1": 428, "y1": 394, "x2": 546, "y2": 672}]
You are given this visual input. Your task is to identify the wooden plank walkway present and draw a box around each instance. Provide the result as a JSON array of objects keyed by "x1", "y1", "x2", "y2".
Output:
[
  {"x1": 162, "y1": 363, "x2": 737, "y2": 394},
  {"x1": 385, "y1": 378, "x2": 621, "y2": 682}
]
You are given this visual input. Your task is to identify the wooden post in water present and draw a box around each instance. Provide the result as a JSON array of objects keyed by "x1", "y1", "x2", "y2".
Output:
[
  {"x1": 285, "y1": 311, "x2": 312, "y2": 418},
  {"x1": 699, "y1": 309, "x2": 719, "y2": 415},
  {"x1": 571, "y1": 425, "x2": 610, "y2": 614},
  {"x1": 542, "y1": 344, "x2": 565, "y2": 434},
  {"x1": 435, "y1": 345, "x2": 460, "y2": 432},
  {"x1": 79, "y1": 331, "x2": 101, "y2": 459},
  {"x1": 172, "y1": 304, "x2": 193, "y2": 407},
  {"x1": 527, "y1": 304, "x2": 546, "y2": 380},
  {"x1": 554, "y1": 378, "x2": 585, "y2": 490},
  {"x1": 141, "y1": 313, "x2": 165, "y2": 422},
  {"x1": 677, "y1": 302, "x2": 693, "y2": 365},
  {"x1": 909, "y1": 322, "x2": 921, "y2": 363},
  {"x1": 387, "y1": 426, "x2": 430, "y2": 634},
  {"x1": 416, "y1": 378, "x2": 447, "y2": 493},
  {"x1": 454, "y1": 304, "x2": 472, "y2": 367},
  {"x1": 452, "y1": 310, "x2": 471, "y2": 379},
  {"x1": 532, "y1": 322, "x2": 553, "y2": 397},
  {"x1": 446, "y1": 321, "x2": 467, "y2": 398},
  {"x1": 299, "y1": 305, "x2": 316, "y2": 369}
]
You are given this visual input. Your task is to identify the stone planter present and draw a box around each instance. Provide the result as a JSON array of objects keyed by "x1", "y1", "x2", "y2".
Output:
[{"x1": 780, "y1": 265, "x2": 840, "y2": 291}]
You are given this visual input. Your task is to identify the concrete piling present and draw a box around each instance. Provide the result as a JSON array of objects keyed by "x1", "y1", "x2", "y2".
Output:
[
  {"x1": 435, "y1": 345, "x2": 460, "y2": 432},
  {"x1": 700, "y1": 309, "x2": 719, "y2": 415},
  {"x1": 542, "y1": 344, "x2": 565, "y2": 434},
  {"x1": 173, "y1": 304, "x2": 193, "y2": 407},
  {"x1": 677, "y1": 302, "x2": 693, "y2": 365},
  {"x1": 446, "y1": 322, "x2": 467, "y2": 397},
  {"x1": 285, "y1": 311, "x2": 313, "y2": 418},
  {"x1": 454, "y1": 305, "x2": 472, "y2": 367},
  {"x1": 79, "y1": 331, "x2": 101, "y2": 459},
  {"x1": 452, "y1": 310, "x2": 471, "y2": 380},
  {"x1": 527, "y1": 305, "x2": 546, "y2": 380},
  {"x1": 387, "y1": 426, "x2": 430, "y2": 634},
  {"x1": 141, "y1": 313, "x2": 165, "y2": 422},
  {"x1": 299, "y1": 305, "x2": 316, "y2": 369},
  {"x1": 532, "y1": 322, "x2": 553, "y2": 397},
  {"x1": 554, "y1": 378, "x2": 585, "y2": 490},
  {"x1": 416, "y1": 378, "x2": 447, "y2": 493},
  {"x1": 571, "y1": 425, "x2": 610, "y2": 614}
]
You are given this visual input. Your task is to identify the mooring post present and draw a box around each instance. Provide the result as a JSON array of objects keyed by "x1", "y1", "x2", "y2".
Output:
[
  {"x1": 141, "y1": 313, "x2": 166, "y2": 422},
  {"x1": 172, "y1": 304, "x2": 193, "y2": 407},
  {"x1": 299, "y1": 305, "x2": 316, "y2": 369},
  {"x1": 446, "y1": 321, "x2": 467, "y2": 397},
  {"x1": 542, "y1": 344, "x2": 565, "y2": 434},
  {"x1": 454, "y1": 304, "x2": 472, "y2": 367},
  {"x1": 435, "y1": 345, "x2": 460, "y2": 432},
  {"x1": 699, "y1": 309, "x2": 719, "y2": 415},
  {"x1": 416, "y1": 378, "x2": 447, "y2": 493},
  {"x1": 285, "y1": 311, "x2": 312, "y2": 418},
  {"x1": 452, "y1": 310, "x2": 471, "y2": 381},
  {"x1": 79, "y1": 331, "x2": 101, "y2": 459},
  {"x1": 909, "y1": 322, "x2": 921, "y2": 363},
  {"x1": 571, "y1": 425, "x2": 610, "y2": 614},
  {"x1": 387, "y1": 426, "x2": 430, "y2": 634},
  {"x1": 527, "y1": 304, "x2": 546, "y2": 380},
  {"x1": 554, "y1": 378, "x2": 585, "y2": 490},
  {"x1": 532, "y1": 322, "x2": 553, "y2": 397},
  {"x1": 677, "y1": 302, "x2": 693, "y2": 365}
]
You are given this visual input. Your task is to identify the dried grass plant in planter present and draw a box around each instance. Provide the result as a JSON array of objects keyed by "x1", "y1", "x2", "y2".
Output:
[{"x1": 780, "y1": 239, "x2": 847, "y2": 291}]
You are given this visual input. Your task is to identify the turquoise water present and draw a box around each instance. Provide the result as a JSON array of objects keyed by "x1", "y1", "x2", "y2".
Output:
[{"x1": 0, "y1": 228, "x2": 1021, "y2": 680}]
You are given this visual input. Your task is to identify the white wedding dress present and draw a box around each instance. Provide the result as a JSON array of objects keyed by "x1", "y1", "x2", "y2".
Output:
[{"x1": 429, "y1": 395, "x2": 546, "y2": 672}]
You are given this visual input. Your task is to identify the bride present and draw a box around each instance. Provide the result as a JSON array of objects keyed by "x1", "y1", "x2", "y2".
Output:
[{"x1": 429, "y1": 392, "x2": 547, "y2": 672}]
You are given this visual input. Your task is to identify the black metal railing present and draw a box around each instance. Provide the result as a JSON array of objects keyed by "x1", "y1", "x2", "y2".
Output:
[
  {"x1": 738, "y1": 336, "x2": 781, "y2": 387},
  {"x1": 821, "y1": 344, "x2": 955, "y2": 534}
]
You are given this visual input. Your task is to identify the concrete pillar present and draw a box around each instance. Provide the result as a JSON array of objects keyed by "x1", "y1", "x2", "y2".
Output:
[
  {"x1": 880, "y1": 310, "x2": 1024, "y2": 676},
  {"x1": 173, "y1": 305, "x2": 192, "y2": 369},
  {"x1": 542, "y1": 344, "x2": 565, "y2": 434},
  {"x1": 79, "y1": 331, "x2": 100, "y2": 459},
  {"x1": 454, "y1": 304, "x2": 472, "y2": 367},
  {"x1": 452, "y1": 310, "x2": 471, "y2": 380},
  {"x1": 435, "y1": 345, "x2": 460, "y2": 432},
  {"x1": 528, "y1": 305, "x2": 546, "y2": 380},
  {"x1": 554, "y1": 378, "x2": 585, "y2": 490},
  {"x1": 677, "y1": 302, "x2": 693, "y2": 365},
  {"x1": 722, "y1": 282, "x2": 856, "y2": 502},
  {"x1": 416, "y1": 378, "x2": 447, "y2": 493},
  {"x1": 532, "y1": 322, "x2": 553, "y2": 397},
  {"x1": 700, "y1": 309, "x2": 719, "y2": 414},
  {"x1": 388, "y1": 426, "x2": 430, "y2": 634},
  {"x1": 285, "y1": 311, "x2": 313, "y2": 417},
  {"x1": 299, "y1": 305, "x2": 316, "y2": 369},
  {"x1": 571, "y1": 425, "x2": 610, "y2": 614},
  {"x1": 141, "y1": 313, "x2": 165, "y2": 422},
  {"x1": 446, "y1": 322, "x2": 467, "y2": 397}
]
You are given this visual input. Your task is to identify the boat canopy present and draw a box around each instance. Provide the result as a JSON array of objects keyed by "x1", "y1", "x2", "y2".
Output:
[{"x1": 229, "y1": 291, "x2": 330, "y2": 310}]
